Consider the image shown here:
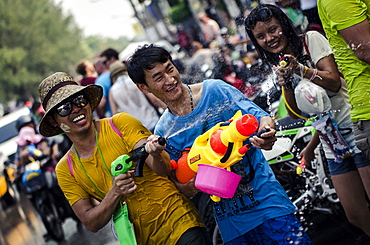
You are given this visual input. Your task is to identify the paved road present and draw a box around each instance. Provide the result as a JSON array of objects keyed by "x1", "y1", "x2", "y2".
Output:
[
  {"x1": 1, "y1": 191, "x2": 370, "y2": 245},
  {"x1": 305, "y1": 211, "x2": 370, "y2": 245},
  {"x1": 0, "y1": 192, "x2": 118, "y2": 245}
]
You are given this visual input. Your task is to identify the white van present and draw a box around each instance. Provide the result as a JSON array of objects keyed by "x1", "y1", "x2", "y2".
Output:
[{"x1": 0, "y1": 107, "x2": 32, "y2": 172}]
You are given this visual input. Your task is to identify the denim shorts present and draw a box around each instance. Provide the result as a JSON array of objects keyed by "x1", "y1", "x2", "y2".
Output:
[
  {"x1": 327, "y1": 152, "x2": 370, "y2": 175},
  {"x1": 353, "y1": 120, "x2": 370, "y2": 160},
  {"x1": 225, "y1": 214, "x2": 312, "y2": 245}
]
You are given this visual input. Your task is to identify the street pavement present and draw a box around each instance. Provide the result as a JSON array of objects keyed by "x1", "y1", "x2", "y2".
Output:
[
  {"x1": 1, "y1": 191, "x2": 370, "y2": 245},
  {"x1": 0, "y1": 192, "x2": 118, "y2": 245}
]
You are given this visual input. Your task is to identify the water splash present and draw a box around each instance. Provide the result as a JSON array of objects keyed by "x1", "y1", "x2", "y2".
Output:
[
  {"x1": 164, "y1": 102, "x2": 231, "y2": 140},
  {"x1": 165, "y1": 122, "x2": 198, "y2": 139}
]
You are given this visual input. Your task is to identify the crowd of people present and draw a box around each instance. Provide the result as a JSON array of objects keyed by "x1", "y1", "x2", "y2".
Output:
[{"x1": 9, "y1": 0, "x2": 370, "y2": 244}]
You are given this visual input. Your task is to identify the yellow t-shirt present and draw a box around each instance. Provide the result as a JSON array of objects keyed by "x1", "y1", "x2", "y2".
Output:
[{"x1": 56, "y1": 112, "x2": 204, "y2": 245}]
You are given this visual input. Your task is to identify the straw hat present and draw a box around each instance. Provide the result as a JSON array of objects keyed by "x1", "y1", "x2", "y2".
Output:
[
  {"x1": 15, "y1": 126, "x2": 43, "y2": 146},
  {"x1": 38, "y1": 72, "x2": 103, "y2": 137}
]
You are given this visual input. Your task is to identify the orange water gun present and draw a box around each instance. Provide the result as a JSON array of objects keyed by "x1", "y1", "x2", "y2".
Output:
[{"x1": 170, "y1": 148, "x2": 196, "y2": 184}]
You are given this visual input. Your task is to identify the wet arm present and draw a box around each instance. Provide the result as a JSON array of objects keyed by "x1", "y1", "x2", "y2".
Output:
[
  {"x1": 282, "y1": 54, "x2": 341, "y2": 93},
  {"x1": 339, "y1": 19, "x2": 370, "y2": 64},
  {"x1": 169, "y1": 173, "x2": 199, "y2": 198},
  {"x1": 135, "y1": 137, "x2": 171, "y2": 176},
  {"x1": 145, "y1": 93, "x2": 167, "y2": 112},
  {"x1": 71, "y1": 172, "x2": 135, "y2": 232},
  {"x1": 299, "y1": 55, "x2": 341, "y2": 93}
]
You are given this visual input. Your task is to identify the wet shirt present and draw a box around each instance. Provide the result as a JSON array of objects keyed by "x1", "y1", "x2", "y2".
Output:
[
  {"x1": 154, "y1": 80, "x2": 296, "y2": 243},
  {"x1": 318, "y1": 0, "x2": 370, "y2": 122},
  {"x1": 56, "y1": 112, "x2": 204, "y2": 245}
]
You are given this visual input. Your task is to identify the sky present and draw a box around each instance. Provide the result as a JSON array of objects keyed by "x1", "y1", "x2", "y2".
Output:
[{"x1": 54, "y1": 0, "x2": 137, "y2": 39}]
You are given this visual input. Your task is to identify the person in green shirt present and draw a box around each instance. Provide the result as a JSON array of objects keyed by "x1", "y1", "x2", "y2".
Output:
[{"x1": 317, "y1": 0, "x2": 370, "y2": 161}]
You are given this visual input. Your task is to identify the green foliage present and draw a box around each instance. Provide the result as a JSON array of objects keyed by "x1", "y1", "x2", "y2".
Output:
[
  {"x1": 0, "y1": 0, "x2": 88, "y2": 104},
  {"x1": 168, "y1": 1, "x2": 192, "y2": 24},
  {"x1": 0, "y1": 0, "x2": 131, "y2": 107}
]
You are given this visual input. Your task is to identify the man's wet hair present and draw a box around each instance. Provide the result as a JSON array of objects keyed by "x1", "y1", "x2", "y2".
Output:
[{"x1": 127, "y1": 44, "x2": 173, "y2": 85}]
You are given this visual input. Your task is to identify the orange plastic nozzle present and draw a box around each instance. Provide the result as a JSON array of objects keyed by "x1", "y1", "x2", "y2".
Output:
[
  {"x1": 238, "y1": 144, "x2": 252, "y2": 155},
  {"x1": 170, "y1": 159, "x2": 178, "y2": 170},
  {"x1": 236, "y1": 114, "x2": 259, "y2": 136}
]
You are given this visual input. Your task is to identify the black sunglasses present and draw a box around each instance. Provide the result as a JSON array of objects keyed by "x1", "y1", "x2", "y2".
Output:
[
  {"x1": 56, "y1": 94, "x2": 88, "y2": 117},
  {"x1": 245, "y1": 7, "x2": 273, "y2": 30}
]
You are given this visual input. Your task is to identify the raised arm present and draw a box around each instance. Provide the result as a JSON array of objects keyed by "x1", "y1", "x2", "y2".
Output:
[{"x1": 136, "y1": 136, "x2": 171, "y2": 176}]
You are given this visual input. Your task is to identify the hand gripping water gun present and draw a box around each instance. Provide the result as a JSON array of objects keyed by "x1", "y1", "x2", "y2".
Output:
[
  {"x1": 110, "y1": 137, "x2": 166, "y2": 245},
  {"x1": 296, "y1": 157, "x2": 306, "y2": 175},
  {"x1": 112, "y1": 137, "x2": 167, "y2": 177},
  {"x1": 181, "y1": 110, "x2": 259, "y2": 201},
  {"x1": 111, "y1": 155, "x2": 137, "y2": 245},
  {"x1": 279, "y1": 56, "x2": 290, "y2": 68}
]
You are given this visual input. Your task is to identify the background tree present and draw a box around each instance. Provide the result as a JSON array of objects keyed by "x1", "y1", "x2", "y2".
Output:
[
  {"x1": 0, "y1": 0, "x2": 87, "y2": 104},
  {"x1": 0, "y1": 0, "x2": 137, "y2": 112}
]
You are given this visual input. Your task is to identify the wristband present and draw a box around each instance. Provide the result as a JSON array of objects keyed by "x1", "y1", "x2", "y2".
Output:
[
  {"x1": 303, "y1": 66, "x2": 309, "y2": 77},
  {"x1": 310, "y1": 69, "x2": 318, "y2": 81}
]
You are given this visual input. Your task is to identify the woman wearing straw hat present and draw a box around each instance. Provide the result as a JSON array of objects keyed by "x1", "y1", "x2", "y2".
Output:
[{"x1": 37, "y1": 72, "x2": 211, "y2": 245}]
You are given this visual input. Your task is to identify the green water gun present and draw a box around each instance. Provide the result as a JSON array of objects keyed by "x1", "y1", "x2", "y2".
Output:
[
  {"x1": 110, "y1": 137, "x2": 166, "y2": 244},
  {"x1": 111, "y1": 155, "x2": 137, "y2": 245},
  {"x1": 112, "y1": 136, "x2": 166, "y2": 177}
]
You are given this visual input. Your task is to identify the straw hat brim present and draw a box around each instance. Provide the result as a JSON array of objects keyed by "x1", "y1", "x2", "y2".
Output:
[{"x1": 39, "y1": 84, "x2": 103, "y2": 137}]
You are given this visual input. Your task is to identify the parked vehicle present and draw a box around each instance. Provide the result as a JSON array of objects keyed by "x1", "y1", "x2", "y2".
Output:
[
  {"x1": 263, "y1": 116, "x2": 343, "y2": 227},
  {"x1": 0, "y1": 106, "x2": 31, "y2": 210},
  {"x1": 0, "y1": 161, "x2": 17, "y2": 210},
  {"x1": 19, "y1": 156, "x2": 75, "y2": 241}
]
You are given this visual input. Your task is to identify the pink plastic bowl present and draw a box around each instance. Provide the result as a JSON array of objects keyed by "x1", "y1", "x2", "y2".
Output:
[{"x1": 195, "y1": 164, "x2": 242, "y2": 198}]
